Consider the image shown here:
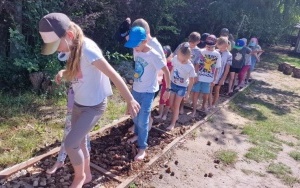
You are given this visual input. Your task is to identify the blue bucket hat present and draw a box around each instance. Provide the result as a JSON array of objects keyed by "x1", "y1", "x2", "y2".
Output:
[{"x1": 124, "y1": 26, "x2": 146, "y2": 48}]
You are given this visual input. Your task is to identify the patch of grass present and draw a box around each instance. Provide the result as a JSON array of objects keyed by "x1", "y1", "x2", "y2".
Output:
[
  {"x1": 0, "y1": 87, "x2": 127, "y2": 168},
  {"x1": 229, "y1": 78, "x2": 300, "y2": 162},
  {"x1": 267, "y1": 162, "x2": 299, "y2": 186},
  {"x1": 215, "y1": 150, "x2": 238, "y2": 165},
  {"x1": 245, "y1": 146, "x2": 276, "y2": 162},
  {"x1": 207, "y1": 116, "x2": 215, "y2": 123},
  {"x1": 190, "y1": 130, "x2": 198, "y2": 140},
  {"x1": 289, "y1": 151, "x2": 300, "y2": 161},
  {"x1": 241, "y1": 169, "x2": 266, "y2": 177},
  {"x1": 129, "y1": 183, "x2": 137, "y2": 188}
]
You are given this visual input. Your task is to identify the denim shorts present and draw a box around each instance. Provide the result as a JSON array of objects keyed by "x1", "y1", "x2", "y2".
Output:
[
  {"x1": 192, "y1": 81, "x2": 210, "y2": 94},
  {"x1": 170, "y1": 82, "x2": 187, "y2": 97}
]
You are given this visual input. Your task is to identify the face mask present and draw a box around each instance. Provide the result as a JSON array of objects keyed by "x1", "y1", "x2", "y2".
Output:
[
  {"x1": 57, "y1": 52, "x2": 70, "y2": 61},
  {"x1": 249, "y1": 41, "x2": 256, "y2": 47},
  {"x1": 57, "y1": 38, "x2": 72, "y2": 61}
]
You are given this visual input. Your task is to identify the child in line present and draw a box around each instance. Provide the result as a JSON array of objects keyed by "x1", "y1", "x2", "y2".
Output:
[
  {"x1": 192, "y1": 35, "x2": 221, "y2": 116},
  {"x1": 39, "y1": 13, "x2": 140, "y2": 187},
  {"x1": 46, "y1": 86, "x2": 91, "y2": 174},
  {"x1": 154, "y1": 45, "x2": 173, "y2": 120},
  {"x1": 166, "y1": 43, "x2": 196, "y2": 130},
  {"x1": 128, "y1": 18, "x2": 167, "y2": 132},
  {"x1": 210, "y1": 37, "x2": 232, "y2": 107},
  {"x1": 174, "y1": 32, "x2": 201, "y2": 113},
  {"x1": 247, "y1": 37, "x2": 264, "y2": 83},
  {"x1": 125, "y1": 26, "x2": 171, "y2": 161},
  {"x1": 198, "y1": 33, "x2": 210, "y2": 49},
  {"x1": 237, "y1": 38, "x2": 251, "y2": 89},
  {"x1": 227, "y1": 39, "x2": 251, "y2": 95}
]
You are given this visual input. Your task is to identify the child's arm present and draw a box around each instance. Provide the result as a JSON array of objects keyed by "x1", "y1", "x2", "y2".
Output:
[
  {"x1": 161, "y1": 66, "x2": 171, "y2": 101},
  {"x1": 55, "y1": 69, "x2": 66, "y2": 84},
  {"x1": 219, "y1": 64, "x2": 230, "y2": 85},
  {"x1": 213, "y1": 68, "x2": 219, "y2": 85},
  {"x1": 185, "y1": 77, "x2": 194, "y2": 100},
  {"x1": 93, "y1": 58, "x2": 140, "y2": 117}
]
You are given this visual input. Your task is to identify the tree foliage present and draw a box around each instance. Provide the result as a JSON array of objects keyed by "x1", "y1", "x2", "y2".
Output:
[{"x1": 0, "y1": 0, "x2": 300, "y2": 90}]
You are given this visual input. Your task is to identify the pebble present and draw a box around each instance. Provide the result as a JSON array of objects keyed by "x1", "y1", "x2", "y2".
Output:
[
  {"x1": 39, "y1": 178, "x2": 46, "y2": 186},
  {"x1": 33, "y1": 180, "x2": 39, "y2": 187},
  {"x1": 59, "y1": 178, "x2": 64, "y2": 183},
  {"x1": 207, "y1": 141, "x2": 211, "y2": 146},
  {"x1": 165, "y1": 167, "x2": 171, "y2": 174}
]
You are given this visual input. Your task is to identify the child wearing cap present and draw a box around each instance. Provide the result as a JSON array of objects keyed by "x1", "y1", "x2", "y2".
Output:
[
  {"x1": 210, "y1": 37, "x2": 232, "y2": 107},
  {"x1": 127, "y1": 18, "x2": 167, "y2": 132},
  {"x1": 125, "y1": 26, "x2": 171, "y2": 160},
  {"x1": 227, "y1": 39, "x2": 252, "y2": 95},
  {"x1": 166, "y1": 43, "x2": 196, "y2": 130},
  {"x1": 191, "y1": 35, "x2": 221, "y2": 116},
  {"x1": 154, "y1": 45, "x2": 173, "y2": 120},
  {"x1": 174, "y1": 32, "x2": 202, "y2": 113},
  {"x1": 39, "y1": 13, "x2": 140, "y2": 188},
  {"x1": 198, "y1": 33, "x2": 210, "y2": 49}
]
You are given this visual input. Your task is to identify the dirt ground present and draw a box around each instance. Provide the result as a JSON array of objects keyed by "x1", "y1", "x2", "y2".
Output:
[{"x1": 135, "y1": 67, "x2": 300, "y2": 187}]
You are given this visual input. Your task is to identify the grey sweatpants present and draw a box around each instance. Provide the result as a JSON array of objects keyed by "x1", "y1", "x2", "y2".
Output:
[{"x1": 64, "y1": 98, "x2": 107, "y2": 165}]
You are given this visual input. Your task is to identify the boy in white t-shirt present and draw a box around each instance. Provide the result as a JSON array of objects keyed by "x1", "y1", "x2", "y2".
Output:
[
  {"x1": 125, "y1": 26, "x2": 171, "y2": 161},
  {"x1": 166, "y1": 42, "x2": 196, "y2": 130},
  {"x1": 191, "y1": 35, "x2": 221, "y2": 116},
  {"x1": 128, "y1": 18, "x2": 167, "y2": 133}
]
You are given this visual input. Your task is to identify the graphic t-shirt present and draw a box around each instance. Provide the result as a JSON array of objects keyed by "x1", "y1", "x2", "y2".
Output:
[
  {"x1": 171, "y1": 55, "x2": 197, "y2": 87},
  {"x1": 231, "y1": 47, "x2": 252, "y2": 69},
  {"x1": 147, "y1": 37, "x2": 166, "y2": 83},
  {"x1": 72, "y1": 37, "x2": 113, "y2": 106},
  {"x1": 174, "y1": 43, "x2": 201, "y2": 65},
  {"x1": 133, "y1": 48, "x2": 165, "y2": 93},
  {"x1": 198, "y1": 49, "x2": 222, "y2": 83},
  {"x1": 215, "y1": 50, "x2": 232, "y2": 83}
]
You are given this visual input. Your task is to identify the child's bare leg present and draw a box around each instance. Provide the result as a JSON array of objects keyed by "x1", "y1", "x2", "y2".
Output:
[
  {"x1": 212, "y1": 85, "x2": 221, "y2": 106},
  {"x1": 46, "y1": 161, "x2": 64, "y2": 174},
  {"x1": 201, "y1": 93, "x2": 209, "y2": 111},
  {"x1": 208, "y1": 85, "x2": 214, "y2": 108},
  {"x1": 154, "y1": 104, "x2": 164, "y2": 119},
  {"x1": 191, "y1": 92, "x2": 200, "y2": 117},
  {"x1": 179, "y1": 100, "x2": 184, "y2": 114},
  {"x1": 227, "y1": 72, "x2": 235, "y2": 94},
  {"x1": 167, "y1": 95, "x2": 183, "y2": 131},
  {"x1": 162, "y1": 106, "x2": 170, "y2": 120}
]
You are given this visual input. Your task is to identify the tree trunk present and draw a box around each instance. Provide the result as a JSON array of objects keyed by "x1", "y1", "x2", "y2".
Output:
[
  {"x1": 9, "y1": 0, "x2": 22, "y2": 58},
  {"x1": 29, "y1": 72, "x2": 44, "y2": 91}
]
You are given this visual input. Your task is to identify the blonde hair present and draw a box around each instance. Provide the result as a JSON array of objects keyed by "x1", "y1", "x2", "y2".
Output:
[
  {"x1": 178, "y1": 42, "x2": 191, "y2": 58},
  {"x1": 188, "y1": 32, "x2": 201, "y2": 43},
  {"x1": 64, "y1": 22, "x2": 85, "y2": 81},
  {"x1": 216, "y1": 37, "x2": 229, "y2": 46},
  {"x1": 132, "y1": 18, "x2": 150, "y2": 34}
]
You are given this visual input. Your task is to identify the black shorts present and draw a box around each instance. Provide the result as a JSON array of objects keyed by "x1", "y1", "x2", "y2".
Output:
[{"x1": 230, "y1": 67, "x2": 241, "y2": 73}]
